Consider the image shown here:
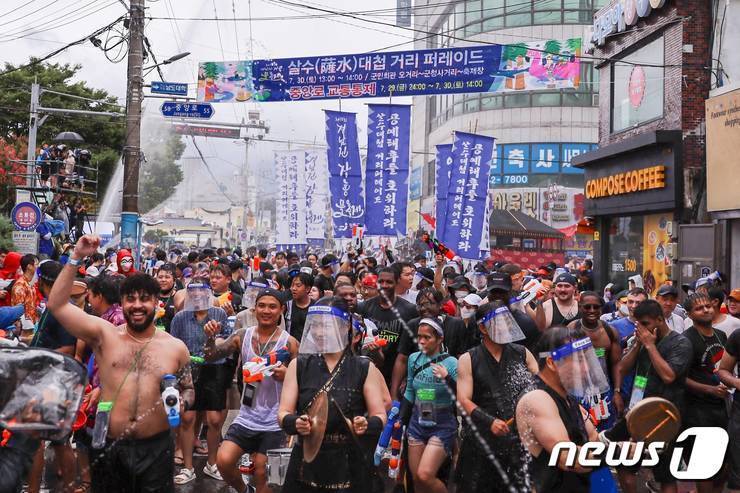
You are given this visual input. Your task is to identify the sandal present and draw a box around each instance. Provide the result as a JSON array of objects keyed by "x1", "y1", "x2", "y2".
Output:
[
  {"x1": 74, "y1": 481, "x2": 92, "y2": 493},
  {"x1": 194, "y1": 442, "x2": 208, "y2": 456},
  {"x1": 174, "y1": 468, "x2": 196, "y2": 485},
  {"x1": 174, "y1": 453, "x2": 184, "y2": 466}
]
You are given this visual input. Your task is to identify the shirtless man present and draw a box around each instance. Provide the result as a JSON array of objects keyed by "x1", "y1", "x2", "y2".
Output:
[
  {"x1": 47, "y1": 235, "x2": 194, "y2": 493},
  {"x1": 534, "y1": 273, "x2": 581, "y2": 331}
]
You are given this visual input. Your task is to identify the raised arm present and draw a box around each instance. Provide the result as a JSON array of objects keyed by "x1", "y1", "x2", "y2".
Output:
[
  {"x1": 203, "y1": 323, "x2": 244, "y2": 362},
  {"x1": 47, "y1": 235, "x2": 109, "y2": 346}
]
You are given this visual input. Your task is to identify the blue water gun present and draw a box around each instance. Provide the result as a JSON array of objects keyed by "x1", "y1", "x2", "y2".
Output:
[{"x1": 374, "y1": 400, "x2": 400, "y2": 466}]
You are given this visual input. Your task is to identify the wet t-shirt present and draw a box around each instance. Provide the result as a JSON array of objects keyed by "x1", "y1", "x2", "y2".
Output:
[
  {"x1": 633, "y1": 330, "x2": 692, "y2": 409},
  {"x1": 683, "y1": 326, "x2": 727, "y2": 408},
  {"x1": 357, "y1": 296, "x2": 418, "y2": 385}
]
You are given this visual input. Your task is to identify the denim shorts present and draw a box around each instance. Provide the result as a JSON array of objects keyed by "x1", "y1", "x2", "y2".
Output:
[{"x1": 407, "y1": 409, "x2": 457, "y2": 455}]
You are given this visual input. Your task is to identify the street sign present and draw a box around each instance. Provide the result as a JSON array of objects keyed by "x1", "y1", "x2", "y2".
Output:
[
  {"x1": 151, "y1": 81, "x2": 189, "y2": 96},
  {"x1": 160, "y1": 102, "x2": 214, "y2": 119},
  {"x1": 172, "y1": 124, "x2": 240, "y2": 139},
  {"x1": 11, "y1": 202, "x2": 42, "y2": 231},
  {"x1": 12, "y1": 231, "x2": 39, "y2": 255}
]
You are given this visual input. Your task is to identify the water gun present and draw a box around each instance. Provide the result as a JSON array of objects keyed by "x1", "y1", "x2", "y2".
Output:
[
  {"x1": 216, "y1": 292, "x2": 233, "y2": 308},
  {"x1": 362, "y1": 333, "x2": 388, "y2": 351},
  {"x1": 242, "y1": 346, "x2": 290, "y2": 383},
  {"x1": 374, "y1": 401, "x2": 400, "y2": 466},
  {"x1": 431, "y1": 238, "x2": 455, "y2": 260},
  {"x1": 388, "y1": 422, "x2": 404, "y2": 479},
  {"x1": 190, "y1": 355, "x2": 205, "y2": 364}
]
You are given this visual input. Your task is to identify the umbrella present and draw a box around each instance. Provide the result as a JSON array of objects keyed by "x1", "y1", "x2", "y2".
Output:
[{"x1": 53, "y1": 131, "x2": 84, "y2": 143}]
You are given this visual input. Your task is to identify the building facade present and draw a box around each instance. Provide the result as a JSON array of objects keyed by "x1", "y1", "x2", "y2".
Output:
[{"x1": 409, "y1": 0, "x2": 609, "y2": 258}]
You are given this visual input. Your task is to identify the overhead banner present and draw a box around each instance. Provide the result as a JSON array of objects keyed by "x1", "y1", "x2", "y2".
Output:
[
  {"x1": 444, "y1": 132, "x2": 495, "y2": 260},
  {"x1": 304, "y1": 150, "x2": 328, "y2": 240},
  {"x1": 365, "y1": 104, "x2": 411, "y2": 236},
  {"x1": 275, "y1": 151, "x2": 307, "y2": 246},
  {"x1": 197, "y1": 38, "x2": 581, "y2": 102},
  {"x1": 435, "y1": 144, "x2": 453, "y2": 241},
  {"x1": 325, "y1": 110, "x2": 365, "y2": 239}
]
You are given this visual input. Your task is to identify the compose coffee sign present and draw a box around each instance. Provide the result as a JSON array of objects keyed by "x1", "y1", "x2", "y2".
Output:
[
  {"x1": 585, "y1": 165, "x2": 665, "y2": 199},
  {"x1": 592, "y1": 0, "x2": 667, "y2": 46}
]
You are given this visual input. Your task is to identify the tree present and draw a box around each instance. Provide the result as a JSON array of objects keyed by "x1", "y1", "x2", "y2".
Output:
[
  {"x1": 0, "y1": 136, "x2": 28, "y2": 209},
  {"x1": 138, "y1": 119, "x2": 185, "y2": 213},
  {"x1": 143, "y1": 228, "x2": 168, "y2": 244},
  {"x1": 0, "y1": 216, "x2": 13, "y2": 250},
  {"x1": 0, "y1": 61, "x2": 125, "y2": 200}
]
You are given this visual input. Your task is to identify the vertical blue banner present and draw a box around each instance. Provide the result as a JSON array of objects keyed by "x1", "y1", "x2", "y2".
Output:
[
  {"x1": 444, "y1": 132, "x2": 495, "y2": 260},
  {"x1": 325, "y1": 110, "x2": 365, "y2": 238},
  {"x1": 435, "y1": 144, "x2": 453, "y2": 243},
  {"x1": 365, "y1": 104, "x2": 411, "y2": 236}
]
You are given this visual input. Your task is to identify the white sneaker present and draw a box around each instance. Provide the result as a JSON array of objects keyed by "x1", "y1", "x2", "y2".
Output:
[
  {"x1": 174, "y1": 468, "x2": 196, "y2": 484},
  {"x1": 203, "y1": 462, "x2": 223, "y2": 481}
]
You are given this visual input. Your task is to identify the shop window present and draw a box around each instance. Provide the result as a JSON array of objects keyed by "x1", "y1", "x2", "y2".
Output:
[
  {"x1": 611, "y1": 36, "x2": 665, "y2": 132},
  {"x1": 523, "y1": 238, "x2": 537, "y2": 249},
  {"x1": 607, "y1": 215, "x2": 644, "y2": 291},
  {"x1": 504, "y1": 93, "x2": 531, "y2": 107},
  {"x1": 493, "y1": 235, "x2": 514, "y2": 247}
]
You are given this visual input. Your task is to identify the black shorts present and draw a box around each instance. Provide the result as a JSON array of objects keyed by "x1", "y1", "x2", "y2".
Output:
[
  {"x1": 224, "y1": 422, "x2": 284, "y2": 456},
  {"x1": 192, "y1": 364, "x2": 229, "y2": 411},
  {"x1": 90, "y1": 429, "x2": 174, "y2": 493},
  {"x1": 727, "y1": 405, "x2": 740, "y2": 489}
]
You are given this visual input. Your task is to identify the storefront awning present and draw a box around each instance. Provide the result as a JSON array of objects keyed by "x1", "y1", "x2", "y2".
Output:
[{"x1": 490, "y1": 209, "x2": 565, "y2": 239}]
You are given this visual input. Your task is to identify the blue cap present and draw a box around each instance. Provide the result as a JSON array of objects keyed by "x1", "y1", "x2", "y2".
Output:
[{"x1": 0, "y1": 305, "x2": 25, "y2": 329}]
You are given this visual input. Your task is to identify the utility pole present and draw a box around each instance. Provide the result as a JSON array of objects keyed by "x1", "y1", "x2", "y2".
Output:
[{"x1": 120, "y1": 0, "x2": 145, "y2": 250}]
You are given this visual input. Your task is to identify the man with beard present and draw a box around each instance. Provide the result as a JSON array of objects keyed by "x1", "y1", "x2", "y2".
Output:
[
  {"x1": 534, "y1": 273, "x2": 581, "y2": 331},
  {"x1": 456, "y1": 299, "x2": 538, "y2": 492},
  {"x1": 156, "y1": 263, "x2": 178, "y2": 332},
  {"x1": 391, "y1": 287, "x2": 467, "y2": 401},
  {"x1": 356, "y1": 267, "x2": 418, "y2": 387},
  {"x1": 116, "y1": 249, "x2": 136, "y2": 277},
  {"x1": 47, "y1": 235, "x2": 194, "y2": 493}
]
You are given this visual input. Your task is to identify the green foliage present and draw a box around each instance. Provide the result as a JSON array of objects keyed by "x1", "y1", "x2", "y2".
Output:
[
  {"x1": 503, "y1": 43, "x2": 528, "y2": 61},
  {"x1": 544, "y1": 40, "x2": 563, "y2": 55},
  {"x1": 0, "y1": 61, "x2": 125, "y2": 198},
  {"x1": 138, "y1": 119, "x2": 185, "y2": 213},
  {"x1": 143, "y1": 228, "x2": 168, "y2": 244},
  {"x1": 0, "y1": 216, "x2": 14, "y2": 250},
  {"x1": 202, "y1": 62, "x2": 219, "y2": 79}
]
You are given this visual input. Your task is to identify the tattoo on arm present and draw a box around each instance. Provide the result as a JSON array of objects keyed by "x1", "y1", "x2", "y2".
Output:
[
  {"x1": 204, "y1": 328, "x2": 244, "y2": 362},
  {"x1": 176, "y1": 364, "x2": 195, "y2": 410}
]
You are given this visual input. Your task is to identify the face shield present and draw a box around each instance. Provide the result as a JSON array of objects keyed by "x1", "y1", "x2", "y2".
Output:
[
  {"x1": 411, "y1": 272, "x2": 425, "y2": 291},
  {"x1": 0, "y1": 348, "x2": 87, "y2": 441},
  {"x1": 467, "y1": 271, "x2": 488, "y2": 291},
  {"x1": 299, "y1": 305, "x2": 352, "y2": 355},
  {"x1": 328, "y1": 260, "x2": 340, "y2": 276},
  {"x1": 479, "y1": 304, "x2": 526, "y2": 344},
  {"x1": 544, "y1": 337, "x2": 610, "y2": 400},
  {"x1": 184, "y1": 283, "x2": 213, "y2": 312},
  {"x1": 243, "y1": 281, "x2": 268, "y2": 310}
]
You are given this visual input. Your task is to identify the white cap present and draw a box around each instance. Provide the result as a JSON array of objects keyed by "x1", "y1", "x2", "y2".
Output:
[
  {"x1": 463, "y1": 293, "x2": 483, "y2": 306},
  {"x1": 86, "y1": 265, "x2": 100, "y2": 277}
]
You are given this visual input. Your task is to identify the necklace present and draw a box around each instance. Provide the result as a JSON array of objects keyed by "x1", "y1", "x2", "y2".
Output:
[
  {"x1": 255, "y1": 326, "x2": 279, "y2": 356},
  {"x1": 125, "y1": 327, "x2": 155, "y2": 344}
]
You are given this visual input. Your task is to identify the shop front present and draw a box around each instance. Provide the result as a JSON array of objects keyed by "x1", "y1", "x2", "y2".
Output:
[{"x1": 573, "y1": 130, "x2": 682, "y2": 294}]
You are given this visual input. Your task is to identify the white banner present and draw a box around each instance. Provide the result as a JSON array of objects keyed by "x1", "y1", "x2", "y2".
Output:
[
  {"x1": 275, "y1": 151, "x2": 307, "y2": 245},
  {"x1": 304, "y1": 150, "x2": 328, "y2": 240}
]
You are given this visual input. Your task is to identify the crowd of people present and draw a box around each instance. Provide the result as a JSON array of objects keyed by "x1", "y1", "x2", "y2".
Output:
[
  {"x1": 34, "y1": 144, "x2": 92, "y2": 192},
  {"x1": 0, "y1": 236, "x2": 739, "y2": 493}
]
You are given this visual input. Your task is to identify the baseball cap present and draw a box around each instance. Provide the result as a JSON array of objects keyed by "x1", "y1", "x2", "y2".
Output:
[
  {"x1": 448, "y1": 275, "x2": 472, "y2": 290},
  {"x1": 462, "y1": 293, "x2": 484, "y2": 307},
  {"x1": 554, "y1": 273, "x2": 578, "y2": 287},
  {"x1": 416, "y1": 267, "x2": 435, "y2": 284},
  {"x1": 255, "y1": 288, "x2": 286, "y2": 306},
  {"x1": 656, "y1": 284, "x2": 679, "y2": 297},
  {"x1": 486, "y1": 272, "x2": 512, "y2": 292},
  {"x1": 362, "y1": 274, "x2": 378, "y2": 287},
  {"x1": 728, "y1": 288, "x2": 740, "y2": 301}
]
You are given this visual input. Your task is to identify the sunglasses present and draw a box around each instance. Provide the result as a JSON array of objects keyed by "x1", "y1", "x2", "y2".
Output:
[{"x1": 581, "y1": 304, "x2": 602, "y2": 310}]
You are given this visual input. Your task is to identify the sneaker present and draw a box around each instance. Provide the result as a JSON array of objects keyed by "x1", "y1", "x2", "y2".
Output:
[
  {"x1": 203, "y1": 462, "x2": 223, "y2": 481},
  {"x1": 174, "y1": 468, "x2": 196, "y2": 485}
]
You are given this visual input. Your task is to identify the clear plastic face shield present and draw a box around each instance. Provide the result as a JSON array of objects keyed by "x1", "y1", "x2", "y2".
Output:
[
  {"x1": 0, "y1": 348, "x2": 87, "y2": 441},
  {"x1": 467, "y1": 271, "x2": 488, "y2": 291},
  {"x1": 299, "y1": 305, "x2": 352, "y2": 355},
  {"x1": 184, "y1": 283, "x2": 213, "y2": 312},
  {"x1": 327, "y1": 260, "x2": 340, "y2": 276},
  {"x1": 411, "y1": 272, "x2": 425, "y2": 291},
  {"x1": 544, "y1": 337, "x2": 610, "y2": 400},
  {"x1": 243, "y1": 281, "x2": 268, "y2": 310},
  {"x1": 479, "y1": 304, "x2": 526, "y2": 344}
]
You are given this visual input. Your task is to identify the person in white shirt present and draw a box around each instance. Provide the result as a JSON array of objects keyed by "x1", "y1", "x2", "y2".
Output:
[{"x1": 656, "y1": 284, "x2": 686, "y2": 334}]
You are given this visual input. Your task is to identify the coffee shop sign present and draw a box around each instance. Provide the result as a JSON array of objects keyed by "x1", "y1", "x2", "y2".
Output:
[{"x1": 592, "y1": 0, "x2": 666, "y2": 46}]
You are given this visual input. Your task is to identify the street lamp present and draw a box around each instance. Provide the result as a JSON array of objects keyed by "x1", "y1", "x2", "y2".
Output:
[{"x1": 143, "y1": 51, "x2": 191, "y2": 77}]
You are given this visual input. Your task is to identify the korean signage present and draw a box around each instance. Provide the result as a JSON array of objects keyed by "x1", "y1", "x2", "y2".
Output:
[
  {"x1": 325, "y1": 110, "x2": 365, "y2": 239},
  {"x1": 151, "y1": 81, "x2": 188, "y2": 96},
  {"x1": 443, "y1": 132, "x2": 494, "y2": 259},
  {"x1": 491, "y1": 187, "x2": 585, "y2": 232},
  {"x1": 435, "y1": 144, "x2": 453, "y2": 241},
  {"x1": 197, "y1": 38, "x2": 581, "y2": 103},
  {"x1": 304, "y1": 150, "x2": 329, "y2": 240},
  {"x1": 396, "y1": 0, "x2": 412, "y2": 26},
  {"x1": 491, "y1": 142, "x2": 594, "y2": 186},
  {"x1": 11, "y1": 202, "x2": 42, "y2": 231},
  {"x1": 705, "y1": 88, "x2": 740, "y2": 212},
  {"x1": 160, "y1": 102, "x2": 214, "y2": 119},
  {"x1": 585, "y1": 165, "x2": 666, "y2": 199},
  {"x1": 172, "y1": 124, "x2": 241, "y2": 139},
  {"x1": 591, "y1": 0, "x2": 666, "y2": 46},
  {"x1": 275, "y1": 151, "x2": 307, "y2": 245},
  {"x1": 365, "y1": 104, "x2": 411, "y2": 236},
  {"x1": 12, "y1": 231, "x2": 39, "y2": 255}
]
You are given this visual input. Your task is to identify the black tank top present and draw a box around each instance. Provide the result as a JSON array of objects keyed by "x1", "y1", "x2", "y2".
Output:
[
  {"x1": 551, "y1": 300, "x2": 581, "y2": 327},
  {"x1": 157, "y1": 291, "x2": 177, "y2": 333},
  {"x1": 529, "y1": 376, "x2": 590, "y2": 493}
]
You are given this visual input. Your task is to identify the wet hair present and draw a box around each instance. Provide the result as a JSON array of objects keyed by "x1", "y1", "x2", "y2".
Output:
[
  {"x1": 90, "y1": 253, "x2": 104, "y2": 263},
  {"x1": 88, "y1": 275, "x2": 121, "y2": 305},
  {"x1": 287, "y1": 251, "x2": 299, "y2": 261},
  {"x1": 684, "y1": 293, "x2": 712, "y2": 313},
  {"x1": 416, "y1": 287, "x2": 443, "y2": 305},
  {"x1": 291, "y1": 272, "x2": 314, "y2": 288},
  {"x1": 578, "y1": 291, "x2": 603, "y2": 306},
  {"x1": 392, "y1": 261, "x2": 414, "y2": 277},
  {"x1": 707, "y1": 287, "x2": 725, "y2": 305},
  {"x1": 336, "y1": 271, "x2": 356, "y2": 286},
  {"x1": 275, "y1": 251, "x2": 286, "y2": 259},
  {"x1": 633, "y1": 299, "x2": 663, "y2": 320},
  {"x1": 209, "y1": 263, "x2": 231, "y2": 277},
  {"x1": 120, "y1": 273, "x2": 160, "y2": 298},
  {"x1": 535, "y1": 325, "x2": 587, "y2": 370},
  {"x1": 498, "y1": 263, "x2": 522, "y2": 276},
  {"x1": 158, "y1": 262, "x2": 177, "y2": 275},
  {"x1": 20, "y1": 254, "x2": 38, "y2": 273},
  {"x1": 628, "y1": 287, "x2": 648, "y2": 299},
  {"x1": 187, "y1": 252, "x2": 198, "y2": 263},
  {"x1": 378, "y1": 266, "x2": 398, "y2": 281},
  {"x1": 364, "y1": 257, "x2": 378, "y2": 268}
]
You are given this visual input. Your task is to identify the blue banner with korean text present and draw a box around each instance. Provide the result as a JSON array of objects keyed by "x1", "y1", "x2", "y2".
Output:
[
  {"x1": 444, "y1": 132, "x2": 495, "y2": 260},
  {"x1": 365, "y1": 104, "x2": 411, "y2": 236},
  {"x1": 325, "y1": 110, "x2": 365, "y2": 239},
  {"x1": 435, "y1": 144, "x2": 453, "y2": 242}
]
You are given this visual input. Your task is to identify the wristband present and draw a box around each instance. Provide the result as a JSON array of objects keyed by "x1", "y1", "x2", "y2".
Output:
[
  {"x1": 471, "y1": 407, "x2": 495, "y2": 431},
  {"x1": 67, "y1": 256, "x2": 82, "y2": 267},
  {"x1": 366, "y1": 415, "x2": 383, "y2": 436},
  {"x1": 282, "y1": 414, "x2": 301, "y2": 435}
]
